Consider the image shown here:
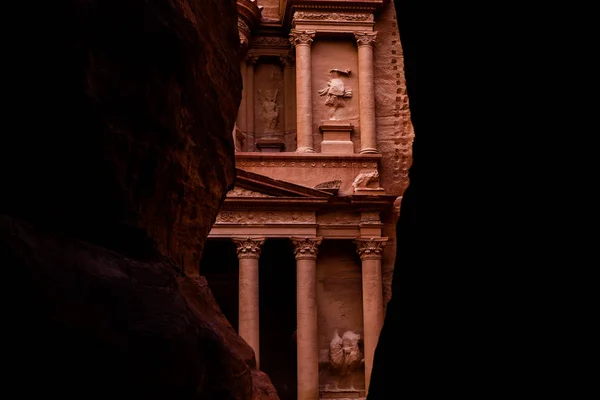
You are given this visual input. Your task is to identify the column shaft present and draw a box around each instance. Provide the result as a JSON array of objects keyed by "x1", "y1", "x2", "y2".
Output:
[
  {"x1": 233, "y1": 237, "x2": 265, "y2": 369},
  {"x1": 355, "y1": 237, "x2": 387, "y2": 394},
  {"x1": 292, "y1": 237, "x2": 322, "y2": 400},
  {"x1": 246, "y1": 57, "x2": 257, "y2": 151},
  {"x1": 290, "y1": 30, "x2": 316, "y2": 153},
  {"x1": 355, "y1": 32, "x2": 378, "y2": 154},
  {"x1": 237, "y1": 60, "x2": 247, "y2": 138}
]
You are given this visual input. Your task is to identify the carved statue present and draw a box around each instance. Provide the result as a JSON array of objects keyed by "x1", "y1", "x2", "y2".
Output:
[
  {"x1": 329, "y1": 330, "x2": 363, "y2": 375},
  {"x1": 257, "y1": 89, "x2": 279, "y2": 133},
  {"x1": 318, "y1": 69, "x2": 353, "y2": 119},
  {"x1": 352, "y1": 170, "x2": 380, "y2": 190}
]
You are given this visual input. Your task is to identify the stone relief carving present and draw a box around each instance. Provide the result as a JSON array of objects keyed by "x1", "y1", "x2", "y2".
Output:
[
  {"x1": 252, "y1": 36, "x2": 290, "y2": 47},
  {"x1": 233, "y1": 124, "x2": 245, "y2": 152},
  {"x1": 226, "y1": 187, "x2": 273, "y2": 197},
  {"x1": 316, "y1": 212, "x2": 360, "y2": 225},
  {"x1": 314, "y1": 180, "x2": 342, "y2": 189},
  {"x1": 216, "y1": 211, "x2": 315, "y2": 224},
  {"x1": 352, "y1": 170, "x2": 380, "y2": 190},
  {"x1": 318, "y1": 69, "x2": 353, "y2": 120},
  {"x1": 257, "y1": 89, "x2": 279, "y2": 133},
  {"x1": 293, "y1": 12, "x2": 374, "y2": 22},
  {"x1": 355, "y1": 238, "x2": 388, "y2": 260},
  {"x1": 329, "y1": 330, "x2": 363, "y2": 375}
]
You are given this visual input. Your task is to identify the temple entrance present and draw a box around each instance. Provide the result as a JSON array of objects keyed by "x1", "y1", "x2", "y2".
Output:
[
  {"x1": 200, "y1": 240, "x2": 239, "y2": 332},
  {"x1": 259, "y1": 239, "x2": 298, "y2": 400}
]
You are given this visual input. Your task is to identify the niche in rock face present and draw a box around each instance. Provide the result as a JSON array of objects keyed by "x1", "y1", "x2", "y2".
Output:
[{"x1": 254, "y1": 61, "x2": 285, "y2": 144}]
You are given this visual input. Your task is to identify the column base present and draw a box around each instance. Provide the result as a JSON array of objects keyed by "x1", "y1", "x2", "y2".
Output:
[
  {"x1": 256, "y1": 138, "x2": 285, "y2": 153},
  {"x1": 319, "y1": 121, "x2": 354, "y2": 154},
  {"x1": 296, "y1": 146, "x2": 316, "y2": 153},
  {"x1": 359, "y1": 148, "x2": 379, "y2": 154}
]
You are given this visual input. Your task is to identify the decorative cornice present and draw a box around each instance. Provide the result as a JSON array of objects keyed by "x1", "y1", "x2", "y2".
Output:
[
  {"x1": 232, "y1": 237, "x2": 266, "y2": 259},
  {"x1": 237, "y1": 0, "x2": 263, "y2": 56},
  {"x1": 289, "y1": 29, "x2": 316, "y2": 47},
  {"x1": 293, "y1": 11, "x2": 374, "y2": 22},
  {"x1": 291, "y1": 237, "x2": 323, "y2": 260},
  {"x1": 355, "y1": 237, "x2": 388, "y2": 260},
  {"x1": 252, "y1": 36, "x2": 291, "y2": 48},
  {"x1": 354, "y1": 31, "x2": 378, "y2": 47}
]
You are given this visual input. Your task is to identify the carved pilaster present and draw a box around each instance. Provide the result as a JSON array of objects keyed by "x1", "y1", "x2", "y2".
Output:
[
  {"x1": 232, "y1": 237, "x2": 266, "y2": 259},
  {"x1": 355, "y1": 237, "x2": 388, "y2": 260},
  {"x1": 289, "y1": 29, "x2": 316, "y2": 47},
  {"x1": 354, "y1": 31, "x2": 378, "y2": 47},
  {"x1": 246, "y1": 54, "x2": 259, "y2": 65},
  {"x1": 291, "y1": 237, "x2": 323, "y2": 260}
]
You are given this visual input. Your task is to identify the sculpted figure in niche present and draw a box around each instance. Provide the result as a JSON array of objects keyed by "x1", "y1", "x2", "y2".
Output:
[
  {"x1": 257, "y1": 89, "x2": 279, "y2": 133},
  {"x1": 329, "y1": 329, "x2": 363, "y2": 375},
  {"x1": 318, "y1": 69, "x2": 353, "y2": 120}
]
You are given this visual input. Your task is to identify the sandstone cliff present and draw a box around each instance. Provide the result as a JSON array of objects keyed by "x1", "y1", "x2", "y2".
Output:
[{"x1": 1, "y1": 0, "x2": 278, "y2": 398}]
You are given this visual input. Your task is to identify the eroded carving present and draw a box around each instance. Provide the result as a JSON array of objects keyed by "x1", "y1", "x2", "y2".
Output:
[
  {"x1": 329, "y1": 330, "x2": 363, "y2": 375},
  {"x1": 293, "y1": 12, "x2": 374, "y2": 22},
  {"x1": 232, "y1": 237, "x2": 265, "y2": 259},
  {"x1": 319, "y1": 69, "x2": 353, "y2": 120},
  {"x1": 257, "y1": 89, "x2": 279, "y2": 133},
  {"x1": 355, "y1": 237, "x2": 388, "y2": 260},
  {"x1": 226, "y1": 187, "x2": 273, "y2": 198},
  {"x1": 289, "y1": 29, "x2": 316, "y2": 46},
  {"x1": 216, "y1": 211, "x2": 315, "y2": 224},
  {"x1": 314, "y1": 180, "x2": 342, "y2": 189},
  {"x1": 360, "y1": 211, "x2": 381, "y2": 224},
  {"x1": 252, "y1": 36, "x2": 291, "y2": 47},
  {"x1": 354, "y1": 31, "x2": 378, "y2": 47},
  {"x1": 316, "y1": 212, "x2": 360, "y2": 225},
  {"x1": 233, "y1": 124, "x2": 245, "y2": 152},
  {"x1": 352, "y1": 170, "x2": 379, "y2": 190},
  {"x1": 291, "y1": 237, "x2": 322, "y2": 260}
]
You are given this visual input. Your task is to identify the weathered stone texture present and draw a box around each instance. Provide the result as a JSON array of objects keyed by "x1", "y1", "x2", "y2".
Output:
[
  {"x1": 257, "y1": 0, "x2": 281, "y2": 21},
  {"x1": 3, "y1": 216, "x2": 278, "y2": 399}
]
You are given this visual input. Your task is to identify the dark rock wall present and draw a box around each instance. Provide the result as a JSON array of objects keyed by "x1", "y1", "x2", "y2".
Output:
[{"x1": 1, "y1": 0, "x2": 279, "y2": 399}]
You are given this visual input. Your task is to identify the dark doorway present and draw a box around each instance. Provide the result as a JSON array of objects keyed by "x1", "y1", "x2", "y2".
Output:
[
  {"x1": 259, "y1": 239, "x2": 298, "y2": 400},
  {"x1": 200, "y1": 239, "x2": 239, "y2": 332}
]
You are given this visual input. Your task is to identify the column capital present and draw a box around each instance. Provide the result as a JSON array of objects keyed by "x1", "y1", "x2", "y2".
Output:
[
  {"x1": 355, "y1": 237, "x2": 388, "y2": 260},
  {"x1": 232, "y1": 237, "x2": 266, "y2": 259},
  {"x1": 354, "y1": 31, "x2": 378, "y2": 47},
  {"x1": 246, "y1": 54, "x2": 260, "y2": 65},
  {"x1": 291, "y1": 237, "x2": 323, "y2": 260},
  {"x1": 289, "y1": 29, "x2": 316, "y2": 47},
  {"x1": 279, "y1": 53, "x2": 296, "y2": 68}
]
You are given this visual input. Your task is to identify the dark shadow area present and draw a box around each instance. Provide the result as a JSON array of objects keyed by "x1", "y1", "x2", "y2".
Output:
[
  {"x1": 260, "y1": 239, "x2": 298, "y2": 400},
  {"x1": 368, "y1": 0, "x2": 417, "y2": 398},
  {"x1": 200, "y1": 240, "x2": 240, "y2": 332}
]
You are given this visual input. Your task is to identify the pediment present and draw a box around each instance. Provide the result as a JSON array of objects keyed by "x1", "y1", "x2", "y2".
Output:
[{"x1": 226, "y1": 168, "x2": 332, "y2": 199}]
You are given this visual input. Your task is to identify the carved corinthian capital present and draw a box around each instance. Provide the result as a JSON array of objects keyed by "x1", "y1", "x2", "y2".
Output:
[
  {"x1": 354, "y1": 31, "x2": 378, "y2": 47},
  {"x1": 232, "y1": 237, "x2": 266, "y2": 259},
  {"x1": 289, "y1": 29, "x2": 316, "y2": 47},
  {"x1": 355, "y1": 237, "x2": 388, "y2": 260},
  {"x1": 279, "y1": 53, "x2": 295, "y2": 68},
  {"x1": 291, "y1": 237, "x2": 323, "y2": 260}
]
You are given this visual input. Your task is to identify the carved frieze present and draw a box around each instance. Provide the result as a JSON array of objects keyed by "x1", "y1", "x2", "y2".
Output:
[
  {"x1": 293, "y1": 11, "x2": 374, "y2": 22},
  {"x1": 232, "y1": 237, "x2": 265, "y2": 259},
  {"x1": 314, "y1": 180, "x2": 342, "y2": 189},
  {"x1": 355, "y1": 237, "x2": 388, "y2": 260},
  {"x1": 237, "y1": 161, "x2": 378, "y2": 168},
  {"x1": 289, "y1": 29, "x2": 316, "y2": 47},
  {"x1": 216, "y1": 211, "x2": 315, "y2": 224},
  {"x1": 360, "y1": 211, "x2": 381, "y2": 225},
  {"x1": 354, "y1": 31, "x2": 378, "y2": 47},
  {"x1": 291, "y1": 237, "x2": 323, "y2": 260},
  {"x1": 252, "y1": 36, "x2": 291, "y2": 48},
  {"x1": 317, "y1": 212, "x2": 360, "y2": 225}
]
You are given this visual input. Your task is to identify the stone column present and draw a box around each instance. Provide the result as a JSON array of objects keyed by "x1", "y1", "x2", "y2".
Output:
[
  {"x1": 233, "y1": 237, "x2": 265, "y2": 369},
  {"x1": 354, "y1": 32, "x2": 379, "y2": 154},
  {"x1": 246, "y1": 55, "x2": 258, "y2": 152},
  {"x1": 289, "y1": 30, "x2": 316, "y2": 153},
  {"x1": 355, "y1": 237, "x2": 388, "y2": 394},
  {"x1": 291, "y1": 237, "x2": 323, "y2": 400}
]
